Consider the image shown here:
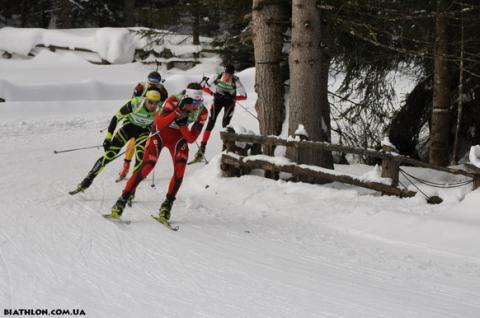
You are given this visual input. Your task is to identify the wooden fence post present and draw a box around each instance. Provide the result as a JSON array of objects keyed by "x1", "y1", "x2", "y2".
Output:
[
  {"x1": 251, "y1": 143, "x2": 262, "y2": 155},
  {"x1": 381, "y1": 145, "x2": 400, "y2": 186},
  {"x1": 463, "y1": 163, "x2": 480, "y2": 190},
  {"x1": 474, "y1": 177, "x2": 480, "y2": 190},
  {"x1": 220, "y1": 135, "x2": 238, "y2": 177}
]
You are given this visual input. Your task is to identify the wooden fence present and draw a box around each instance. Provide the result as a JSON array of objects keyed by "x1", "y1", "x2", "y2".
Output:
[{"x1": 220, "y1": 131, "x2": 480, "y2": 198}]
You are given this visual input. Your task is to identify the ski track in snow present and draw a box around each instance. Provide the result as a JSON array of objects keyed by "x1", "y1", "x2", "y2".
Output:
[{"x1": 1, "y1": 101, "x2": 480, "y2": 316}]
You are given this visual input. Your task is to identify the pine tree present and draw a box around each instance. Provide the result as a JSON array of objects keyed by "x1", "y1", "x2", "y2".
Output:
[
  {"x1": 429, "y1": 0, "x2": 451, "y2": 166},
  {"x1": 252, "y1": 0, "x2": 289, "y2": 156},
  {"x1": 287, "y1": 0, "x2": 333, "y2": 168}
]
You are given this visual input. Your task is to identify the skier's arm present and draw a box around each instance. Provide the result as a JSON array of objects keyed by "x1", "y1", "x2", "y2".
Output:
[
  {"x1": 203, "y1": 85, "x2": 214, "y2": 96},
  {"x1": 132, "y1": 83, "x2": 145, "y2": 97},
  {"x1": 154, "y1": 96, "x2": 179, "y2": 130},
  {"x1": 202, "y1": 76, "x2": 219, "y2": 96},
  {"x1": 159, "y1": 85, "x2": 169, "y2": 102},
  {"x1": 179, "y1": 108, "x2": 208, "y2": 143},
  {"x1": 155, "y1": 112, "x2": 177, "y2": 130},
  {"x1": 106, "y1": 102, "x2": 133, "y2": 140},
  {"x1": 235, "y1": 79, "x2": 247, "y2": 101}
]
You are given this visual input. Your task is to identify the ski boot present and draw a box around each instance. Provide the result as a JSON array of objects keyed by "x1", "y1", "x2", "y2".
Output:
[
  {"x1": 151, "y1": 196, "x2": 179, "y2": 230},
  {"x1": 127, "y1": 192, "x2": 135, "y2": 207},
  {"x1": 189, "y1": 144, "x2": 206, "y2": 164},
  {"x1": 69, "y1": 176, "x2": 93, "y2": 195},
  {"x1": 158, "y1": 198, "x2": 174, "y2": 223},
  {"x1": 110, "y1": 196, "x2": 128, "y2": 218},
  {"x1": 69, "y1": 184, "x2": 86, "y2": 195},
  {"x1": 116, "y1": 160, "x2": 131, "y2": 182}
]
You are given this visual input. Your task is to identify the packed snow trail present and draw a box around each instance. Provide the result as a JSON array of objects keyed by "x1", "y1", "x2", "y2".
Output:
[
  {"x1": 1, "y1": 52, "x2": 480, "y2": 317},
  {"x1": 1, "y1": 99, "x2": 480, "y2": 317}
]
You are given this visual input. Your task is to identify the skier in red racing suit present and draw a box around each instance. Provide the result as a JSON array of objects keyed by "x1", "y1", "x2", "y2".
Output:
[{"x1": 109, "y1": 82, "x2": 208, "y2": 222}]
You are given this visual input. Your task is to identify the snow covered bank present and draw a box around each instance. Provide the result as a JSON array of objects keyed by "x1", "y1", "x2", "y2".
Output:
[
  {"x1": 0, "y1": 27, "x2": 136, "y2": 63},
  {"x1": 0, "y1": 27, "x2": 212, "y2": 64},
  {"x1": 0, "y1": 50, "x2": 227, "y2": 102},
  {"x1": 0, "y1": 27, "x2": 211, "y2": 64}
]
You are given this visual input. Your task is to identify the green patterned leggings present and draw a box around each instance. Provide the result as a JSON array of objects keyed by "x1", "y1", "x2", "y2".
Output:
[{"x1": 80, "y1": 124, "x2": 150, "y2": 189}]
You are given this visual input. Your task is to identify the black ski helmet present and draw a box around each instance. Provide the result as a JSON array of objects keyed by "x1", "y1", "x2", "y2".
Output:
[
  {"x1": 224, "y1": 64, "x2": 235, "y2": 75},
  {"x1": 147, "y1": 71, "x2": 161, "y2": 84}
]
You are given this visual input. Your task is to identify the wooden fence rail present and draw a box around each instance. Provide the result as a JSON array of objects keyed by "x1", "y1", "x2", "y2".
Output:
[{"x1": 219, "y1": 131, "x2": 480, "y2": 198}]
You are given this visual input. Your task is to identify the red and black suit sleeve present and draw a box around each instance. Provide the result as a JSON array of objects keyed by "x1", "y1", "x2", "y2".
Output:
[
  {"x1": 154, "y1": 96, "x2": 179, "y2": 131},
  {"x1": 132, "y1": 83, "x2": 145, "y2": 97},
  {"x1": 179, "y1": 107, "x2": 208, "y2": 143}
]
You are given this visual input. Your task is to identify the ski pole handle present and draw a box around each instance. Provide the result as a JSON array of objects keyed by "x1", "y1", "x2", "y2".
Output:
[{"x1": 200, "y1": 76, "x2": 210, "y2": 87}]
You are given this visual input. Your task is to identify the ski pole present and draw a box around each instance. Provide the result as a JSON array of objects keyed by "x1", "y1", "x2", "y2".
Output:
[
  {"x1": 53, "y1": 145, "x2": 102, "y2": 154},
  {"x1": 195, "y1": 142, "x2": 209, "y2": 164},
  {"x1": 111, "y1": 150, "x2": 127, "y2": 161},
  {"x1": 109, "y1": 131, "x2": 157, "y2": 162},
  {"x1": 235, "y1": 101, "x2": 258, "y2": 121},
  {"x1": 148, "y1": 130, "x2": 162, "y2": 187},
  {"x1": 151, "y1": 168, "x2": 156, "y2": 188}
]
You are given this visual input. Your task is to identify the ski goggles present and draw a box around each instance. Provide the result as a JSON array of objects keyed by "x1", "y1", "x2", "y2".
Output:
[
  {"x1": 190, "y1": 99, "x2": 203, "y2": 105},
  {"x1": 184, "y1": 89, "x2": 203, "y2": 104},
  {"x1": 147, "y1": 76, "x2": 161, "y2": 84},
  {"x1": 181, "y1": 98, "x2": 202, "y2": 108}
]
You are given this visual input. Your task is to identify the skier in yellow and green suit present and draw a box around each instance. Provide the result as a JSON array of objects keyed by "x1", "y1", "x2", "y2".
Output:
[
  {"x1": 117, "y1": 71, "x2": 168, "y2": 181},
  {"x1": 69, "y1": 89, "x2": 163, "y2": 195}
]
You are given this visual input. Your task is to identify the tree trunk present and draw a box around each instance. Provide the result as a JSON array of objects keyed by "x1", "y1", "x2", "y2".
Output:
[
  {"x1": 429, "y1": 0, "x2": 450, "y2": 166},
  {"x1": 452, "y1": 14, "x2": 464, "y2": 165},
  {"x1": 41, "y1": 1, "x2": 50, "y2": 28},
  {"x1": 124, "y1": 0, "x2": 136, "y2": 27},
  {"x1": 287, "y1": 0, "x2": 333, "y2": 168},
  {"x1": 193, "y1": 12, "x2": 200, "y2": 45},
  {"x1": 59, "y1": 0, "x2": 72, "y2": 28},
  {"x1": 252, "y1": 0, "x2": 288, "y2": 156},
  {"x1": 192, "y1": 7, "x2": 200, "y2": 58},
  {"x1": 20, "y1": 0, "x2": 27, "y2": 27}
]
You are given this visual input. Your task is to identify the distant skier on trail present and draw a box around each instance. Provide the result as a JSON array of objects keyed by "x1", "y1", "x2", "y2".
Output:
[
  {"x1": 108, "y1": 82, "x2": 208, "y2": 226},
  {"x1": 69, "y1": 89, "x2": 162, "y2": 195},
  {"x1": 117, "y1": 71, "x2": 168, "y2": 182},
  {"x1": 190, "y1": 64, "x2": 247, "y2": 163}
]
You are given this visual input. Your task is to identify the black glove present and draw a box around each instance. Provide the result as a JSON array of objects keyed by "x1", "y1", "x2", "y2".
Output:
[
  {"x1": 179, "y1": 97, "x2": 193, "y2": 110},
  {"x1": 175, "y1": 116, "x2": 188, "y2": 127},
  {"x1": 103, "y1": 139, "x2": 111, "y2": 151}
]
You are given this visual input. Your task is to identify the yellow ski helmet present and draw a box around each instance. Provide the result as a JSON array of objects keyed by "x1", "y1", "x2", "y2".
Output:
[{"x1": 145, "y1": 90, "x2": 161, "y2": 102}]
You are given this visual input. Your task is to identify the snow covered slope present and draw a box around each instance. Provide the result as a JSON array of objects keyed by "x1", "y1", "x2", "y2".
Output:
[{"x1": 1, "y1": 49, "x2": 480, "y2": 318}]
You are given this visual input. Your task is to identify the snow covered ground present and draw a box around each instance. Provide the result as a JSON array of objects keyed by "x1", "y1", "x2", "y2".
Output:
[{"x1": 1, "y1": 46, "x2": 480, "y2": 318}]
